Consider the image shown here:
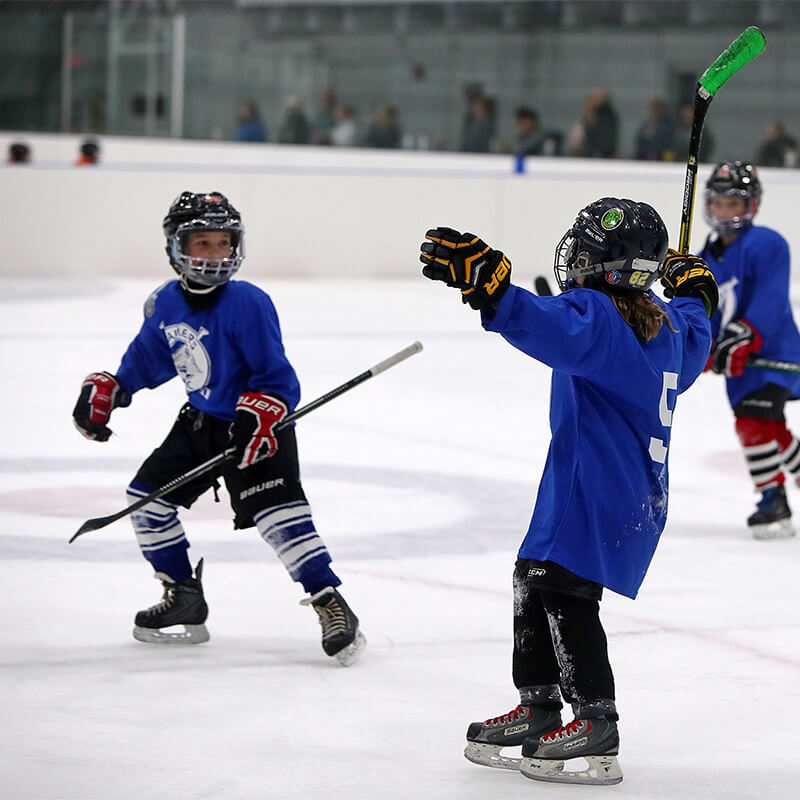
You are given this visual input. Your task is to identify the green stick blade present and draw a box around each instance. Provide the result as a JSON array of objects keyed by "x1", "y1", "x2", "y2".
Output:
[{"x1": 699, "y1": 27, "x2": 766, "y2": 97}]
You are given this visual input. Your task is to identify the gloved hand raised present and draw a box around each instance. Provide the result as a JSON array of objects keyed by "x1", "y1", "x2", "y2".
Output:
[
  {"x1": 420, "y1": 227, "x2": 512, "y2": 311},
  {"x1": 660, "y1": 248, "x2": 719, "y2": 319},
  {"x1": 72, "y1": 371, "x2": 131, "y2": 441},
  {"x1": 229, "y1": 392, "x2": 288, "y2": 469}
]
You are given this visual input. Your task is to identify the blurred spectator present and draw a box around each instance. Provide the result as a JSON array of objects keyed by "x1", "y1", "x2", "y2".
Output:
[
  {"x1": 330, "y1": 103, "x2": 359, "y2": 147},
  {"x1": 756, "y1": 121, "x2": 798, "y2": 167},
  {"x1": 634, "y1": 97, "x2": 675, "y2": 161},
  {"x1": 7, "y1": 141, "x2": 31, "y2": 164},
  {"x1": 513, "y1": 107, "x2": 563, "y2": 157},
  {"x1": 312, "y1": 87, "x2": 338, "y2": 145},
  {"x1": 364, "y1": 104, "x2": 402, "y2": 149},
  {"x1": 235, "y1": 100, "x2": 267, "y2": 143},
  {"x1": 278, "y1": 97, "x2": 311, "y2": 145},
  {"x1": 666, "y1": 102, "x2": 715, "y2": 163},
  {"x1": 461, "y1": 95, "x2": 494, "y2": 153},
  {"x1": 567, "y1": 87, "x2": 619, "y2": 158},
  {"x1": 76, "y1": 137, "x2": 100, "y2": 166}
]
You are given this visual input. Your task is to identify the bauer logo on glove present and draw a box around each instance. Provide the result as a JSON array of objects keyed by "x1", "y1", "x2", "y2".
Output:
[
  {"x1": 229, "y1": 392, "x2": 288, "y2": 469},
  {"x1": 660, "y1": 249, "x2": 719, "y2": 319},
  {"x1": 420, "y1": 226, "x2": 512, "y2": 312}
]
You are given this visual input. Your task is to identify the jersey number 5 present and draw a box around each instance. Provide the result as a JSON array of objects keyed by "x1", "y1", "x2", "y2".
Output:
[{"x1": 649, "y1": 371, "x2": 678, "y2": 464}]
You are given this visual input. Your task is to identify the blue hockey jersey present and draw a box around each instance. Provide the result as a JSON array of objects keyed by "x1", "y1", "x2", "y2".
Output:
[
  {"x1": 699, "y1": 225, "x2": 800, "y2": 407},
  {"x1": 482, "y1": 285, "x2": 711, "y2": 598},
  {"x1": 115, "y1": 280, "x2": 300, "y2": 421}
]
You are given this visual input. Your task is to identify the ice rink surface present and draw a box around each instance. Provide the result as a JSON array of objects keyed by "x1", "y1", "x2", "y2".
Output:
[{"x1": 1, "y1": 277, "x2": 798, "y2": 800}]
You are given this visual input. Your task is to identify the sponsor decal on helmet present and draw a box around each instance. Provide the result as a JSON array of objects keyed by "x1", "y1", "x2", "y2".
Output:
[
  {"x1": 605, "y1": 270, "x2": 621, "y2": 284},
  {"x1": 601, "y1": 208, "x2": 624, "y2": 230}
]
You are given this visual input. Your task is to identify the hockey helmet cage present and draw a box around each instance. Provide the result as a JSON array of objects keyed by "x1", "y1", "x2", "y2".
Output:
[
  {"x1": 703, "y1": 160, "x2": 762, "y2": 236},
  {"x1": 163, "y1": 191, "x2": 245, "y2": 290},
  {"x1": 554, "y1": 198, "x2": 669, "y2": 293}
]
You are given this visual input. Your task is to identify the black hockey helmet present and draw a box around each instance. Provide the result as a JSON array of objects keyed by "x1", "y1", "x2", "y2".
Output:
[
  {"x1": 554, "y1": 198, "x2": 669, "y2": 293},
  {"x1": 703, "y1": 160, "x2": 762, "y2": 236},
  {"x1": 163, "y1": 191, "x2": 245, "y2": 290}
]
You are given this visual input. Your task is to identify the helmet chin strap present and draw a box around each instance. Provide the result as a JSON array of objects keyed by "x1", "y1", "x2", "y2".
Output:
[{"x1": 179, "y1": 275, "x2": 220, "y2": 295}]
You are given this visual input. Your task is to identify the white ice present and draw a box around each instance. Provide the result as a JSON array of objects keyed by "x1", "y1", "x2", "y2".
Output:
[{"x1": 1, "y1": 277, "x2": 798, "y2": 800}]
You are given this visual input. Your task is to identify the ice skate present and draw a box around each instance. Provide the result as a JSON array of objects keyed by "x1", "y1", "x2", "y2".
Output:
[
  {"x1": 464, "y1": 705, "x2": 562, "y2": 770},
  {"x1": 133, "y1": 558, "x2": 209, "y2": 644},
  {"x1": 301, "y1": 586, "x2": 365, "y2": 666},
  {"x1": 520, "y1": 717, "x2": 623, "y2": 786},
  {"x1": 748, "y1": 485, "x2": 795, "y2": 539}
]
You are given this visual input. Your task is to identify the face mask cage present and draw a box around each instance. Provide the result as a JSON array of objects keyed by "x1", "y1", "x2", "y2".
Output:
[
  {"x1": 168, "y1": 221, "x2": 245, "y2": 290},
  {"x1": 553, "y1": 229, "x2": 662, "y2": 292},
  {"x1": 704, "y1": 188, "x2": 759, "y2": 236}
]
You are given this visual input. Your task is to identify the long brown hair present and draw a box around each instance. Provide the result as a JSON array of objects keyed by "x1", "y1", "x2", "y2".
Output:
[{"x1": 603, "y1": 290, "x2": 675, "y2": 343}]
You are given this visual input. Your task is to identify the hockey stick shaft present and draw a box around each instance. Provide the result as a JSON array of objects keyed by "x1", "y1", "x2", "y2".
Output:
[
  {"x1": 69, "y1": 341, "x2": 423, "y2": 542},
  {"x1": 746, "y1": 355, "x2": 800, "y2": 374},
  {"x1": 677, "y1": 27, "x2": 766, "y2": 254}
]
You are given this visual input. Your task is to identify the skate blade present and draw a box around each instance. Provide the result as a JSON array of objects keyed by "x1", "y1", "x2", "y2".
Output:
[
  {"x1": 751, "y1": 519, "x2": 795, "y2": 540},
  {"x1": 334, "y1": 629, "x2": 366, "y2": 666},
  {"x1": 464, "y1": 742, "x2": 521, "y2": 771},
  {"x1": 520, "y1": 754, "x2": 623, "y2": 785},
  {"x1": 132, "y1": 623, "x2": 210, "y2": 645}
]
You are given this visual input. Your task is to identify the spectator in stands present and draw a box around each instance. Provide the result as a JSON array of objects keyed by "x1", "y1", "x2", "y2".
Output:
[
  {"x1": 513, "y1": 107, "x2": 563, "y2": 157},
  {"x1": 76, "y1": 138, "x2": 100, "y2": 166},
  {"x1": 7, "y1": 142, "x2": 31, "y2": 164},
  {"x1": 567, "y1": 87, "x2": 619, "y2": 158},
  {"x1": 364, "y1": 104, "x2": 402, "y2": 149},
  {"x1": 666, "y1": 102, "x2": 715, "y2": 163},
  {"x1": 330, "y1": 102, "x2": 359, "y2": 147},
  {"x1": 278, "y1": 97, "x2": 311, "y2": 145},
  {"x1": 235, "y1": 100, "x2": 267, "y2": 143},
  {"x1": 311, "y1": 87, "x2": 338, "y2": 145},
  {"x1": 461, "y1": 95, "x2": 494, "y2": 153},
  {"x1": 634, "y1": 97, "x2": 675, "y2": 161},
  {"x1": 756, "y1": 121, "x2": 798, "y2": 168}
]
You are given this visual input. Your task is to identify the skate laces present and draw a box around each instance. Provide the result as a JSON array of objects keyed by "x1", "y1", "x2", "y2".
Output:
[
  {"x1": 310, "y1": 596, "x2": 347, "y2": 637},
  {"x1": 542, "y1": 719, "x2": 589, "y2": 742},
  {"x1": 144, "y1": 584, "x2": 178, "y2": 616},
  {"x1": 485, "y1": 705, "x2": 529, "y2": 726}
]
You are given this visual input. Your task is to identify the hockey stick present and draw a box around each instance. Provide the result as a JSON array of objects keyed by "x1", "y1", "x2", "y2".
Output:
[
  {"x1": 746, "y1": 356, "x2": 800, "y2": 374},
  {"x1": 69, "y1": 341, "x2": 424, "y2": 543},
  {"x1": 677, "y1": 27, "x2": 766, "y2": 254},
  {"x1": 533, "y1": 276, "x2": 554, "y2": 297}
]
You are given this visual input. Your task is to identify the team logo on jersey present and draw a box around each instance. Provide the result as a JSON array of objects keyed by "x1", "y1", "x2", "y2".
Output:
[
  {"x1": 605, "y1": 270, "x2": 622, "y2": 284},
  {"x1": 161, "y1": 322, "x2": 212, "y2": 397},
  {"x1": 601, "y1": 208, "x2": 623, "y2": 230}
]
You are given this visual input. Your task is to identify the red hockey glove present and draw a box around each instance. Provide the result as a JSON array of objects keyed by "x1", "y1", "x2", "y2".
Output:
[
  {"x1": 712, "y1": 319, "x2": 762, "y2": 377},
  {"x1": 230, "y1": 392, "x2": 288, "y2": 469},
  {"x1": 72, "y1": 371, "x2": 131, "y2": 441},
  {"x1": 420, "y1": 227, "x2": 512, "y2": 311}
]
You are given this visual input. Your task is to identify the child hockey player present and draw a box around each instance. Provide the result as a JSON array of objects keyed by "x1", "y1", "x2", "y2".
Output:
[
  {"x1": 699, "y1": 160, "x2": 800, "y2": 538},
  {"x1": 72, "y1": 190, "x2": 365, "y2": 665},
  {"x1": 420, "y1": 198, "x2": 716, "y2": 785}
]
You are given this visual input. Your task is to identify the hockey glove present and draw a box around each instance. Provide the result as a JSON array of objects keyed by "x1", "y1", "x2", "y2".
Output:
[
  {"x1": 229, "y1": 392, "x2": 288, "y2": 469},
  {"x1": 712, "y1": 319, "x2": 762, "y2": 377},
  {"x1": 72, "y1": 371, "x2": 131, "y2": 441},
  {"x1": 420, "y1": 227, "x2": 512, "y2": 311},
  {"x1": 660, "y1": 249, "x2": 719, "y2": 319}
]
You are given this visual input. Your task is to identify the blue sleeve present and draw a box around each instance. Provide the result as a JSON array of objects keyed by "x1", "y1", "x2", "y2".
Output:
[
  {"x1": 668, "y1": 296, "x2": 713, "y2": 393},
  {"x1": 115, "y1": 317, "x2": 176, "y2": 394},
  {"x1": 233, "y1": 288, "x2": 301, "y2": 409},
  {"x1": 481, "y1": 284, "x2": 634, "y2": 378},
  {"x1": 740, "y1": 233, "x2": 791, "y2": 340}
]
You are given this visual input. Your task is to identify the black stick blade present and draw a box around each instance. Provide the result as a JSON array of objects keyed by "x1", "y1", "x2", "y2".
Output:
[{"x1": 534, "y1": 276, "x2": 554, "y2": 296}]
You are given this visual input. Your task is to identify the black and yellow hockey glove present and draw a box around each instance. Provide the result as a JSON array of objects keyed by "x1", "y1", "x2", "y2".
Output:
[
  {"x1": 660, "y1": 248, "x2": 718, "y2": 319},
  {"x1": 420, "y1": 227, "x2": 512, "y2": 312}
]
